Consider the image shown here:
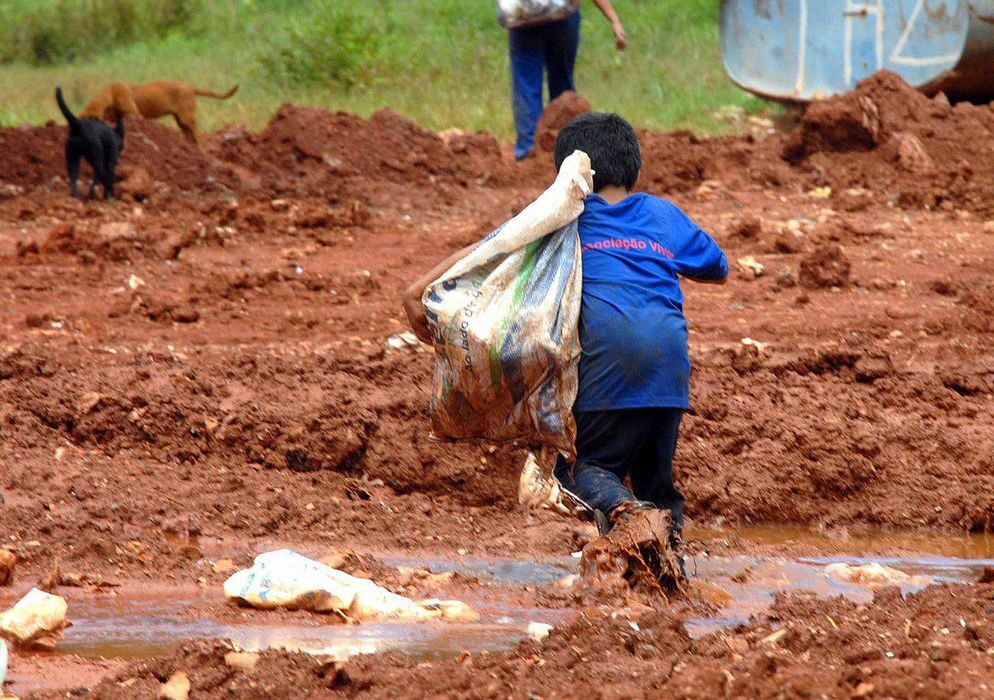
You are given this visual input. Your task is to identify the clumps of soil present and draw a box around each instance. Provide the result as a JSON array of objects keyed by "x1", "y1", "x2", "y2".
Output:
[
  {"x1": 728, "y1": 216, "x2": 763, "y2": 242},
  {"x1": 534, "y1": 90, "x2": 590, "y2": 152},
  {"x1": 0, "y1": 123, "x2": 63, "y2": 185},
  {"x1": 6, "y1": 70, "x2": 994, "y2": 215},
  {"x1": 799, "y1": 242, "x2": 851, "y2": 289},
  {"x1": 782, "y1": 70, "x2": 994, "y2": 213},
  {"x1": 2, "y1": 105, "x2": 508, "y2": 200},
  {"x1": 578, "y1": 509, "x2": 685, "y2": 599},
  {"x1": 107, "y1": 293, "x2": 201, "y2": 324},
  {"x1": 64, "y1": 584, "x2": 994, "y2": 699},
  {"x1": 76, "y1": 640, "x2": 361, "y2": 699},
  {"x1": 0, "y1": 117, "x2": 235, "y2": 191},
  {"x1": 217, "y1": 105, "x2": 510, "y2": 196}
]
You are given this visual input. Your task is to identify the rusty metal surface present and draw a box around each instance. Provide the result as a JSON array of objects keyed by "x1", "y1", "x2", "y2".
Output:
[{"x1": 720, "y1": 0, "x2": 994, "y2": 102}]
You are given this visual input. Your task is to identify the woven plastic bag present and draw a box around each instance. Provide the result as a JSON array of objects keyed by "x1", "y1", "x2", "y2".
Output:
[
  {"x1": 423, "y1": 151, "x2": 591, "y2": 459},
  {"x1": 497, "y1": 0, "x2": 580, "y2": 29}
]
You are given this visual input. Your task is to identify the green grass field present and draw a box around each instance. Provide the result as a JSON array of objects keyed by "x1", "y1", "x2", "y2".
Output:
[{"x1": 0, "y1": 0, "x2": 770, "y2": 138}]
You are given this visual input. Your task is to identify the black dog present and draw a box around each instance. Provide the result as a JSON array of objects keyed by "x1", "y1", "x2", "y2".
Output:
[{"x1": 55, "y1": 86, "x2": 124, "y2": 200}]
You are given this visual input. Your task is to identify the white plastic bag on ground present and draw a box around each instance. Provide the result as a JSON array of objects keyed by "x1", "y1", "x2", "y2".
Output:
[
  {"x1": 423, "y1": 151, "x2": 591, "y2": 459},
  {"x1": 223, "y1": 550, "x2": 474, "y2": 622},
  {"x1": 824, "y1": 562, "x2": 931, "y2": 589}
]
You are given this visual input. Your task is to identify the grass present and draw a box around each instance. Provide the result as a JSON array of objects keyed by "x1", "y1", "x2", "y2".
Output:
[{"x1": 0, "y1": 0, "x2": 772, "y2": 139}]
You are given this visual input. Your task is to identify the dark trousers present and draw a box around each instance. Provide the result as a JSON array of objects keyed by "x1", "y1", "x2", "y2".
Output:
[
  {"x1": 554, "y1": 408, "x2": 686, "y2": 527},
  {"x1": 508, "y1": 10, "x2": 580, "y2": 159}
]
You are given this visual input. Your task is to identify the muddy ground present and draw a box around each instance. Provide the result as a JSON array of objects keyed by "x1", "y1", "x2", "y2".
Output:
[{"x1": 2, "y1": 71, "x2": 994, "y2": 697}]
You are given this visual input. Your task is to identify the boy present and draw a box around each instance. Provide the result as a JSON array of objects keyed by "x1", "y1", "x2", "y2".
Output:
[
  {"x1": 403, "y1": 113, "x2": 727, "y2": 550},
  {"x1": 548, "y1": 113, "x2": 727, "y2": 547}
]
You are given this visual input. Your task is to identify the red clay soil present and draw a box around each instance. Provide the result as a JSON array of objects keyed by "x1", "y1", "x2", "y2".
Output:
[
  {"x1": 2, "y1": 70, "x2": 994, "y2": 696},
  {"x1": 42, "y1": 583, "x2": 994, "y2": 699},
  {"x1": 2, "y1": 72, "x2": 994, "y2": 585}
]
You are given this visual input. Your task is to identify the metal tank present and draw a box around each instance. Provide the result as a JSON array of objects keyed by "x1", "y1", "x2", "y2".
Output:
[{"x1": 720, "y1": 0, "x2": 994, "y2": 102}]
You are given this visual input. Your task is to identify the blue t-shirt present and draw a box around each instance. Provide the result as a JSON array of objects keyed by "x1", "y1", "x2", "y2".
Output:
[{"x1": 574, "y1": 193, "x2": 728, "y2": 412}]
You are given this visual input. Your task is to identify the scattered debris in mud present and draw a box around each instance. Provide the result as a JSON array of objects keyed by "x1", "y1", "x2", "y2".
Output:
[
  {"x1": 3, "y1": 70, "x2": 994, "y2": 696},
  {"x1": 31, "y1": 583, "x2": 994, "y2": 699}
]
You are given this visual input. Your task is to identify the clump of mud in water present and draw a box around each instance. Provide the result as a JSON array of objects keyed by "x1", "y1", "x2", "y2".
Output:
[{"x1": 578, "y1": 510, "x2": 685, "y2": 599}]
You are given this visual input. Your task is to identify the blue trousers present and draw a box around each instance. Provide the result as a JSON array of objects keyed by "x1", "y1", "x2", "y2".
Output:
[
  {"x1": 554, "y1": 408, "x2": 686, "y2": 526},
  {"x1": 508, "y1": 10, "x2": 581, "y2": 160}
]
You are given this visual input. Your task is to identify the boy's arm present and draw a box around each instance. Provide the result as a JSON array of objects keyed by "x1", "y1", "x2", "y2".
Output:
[
  {"x1": 668, "y1": 207, "x2": 729, "y2": 285},
  {"x1": 402, "y1": 243, "x2": 477, "y2": 344}
]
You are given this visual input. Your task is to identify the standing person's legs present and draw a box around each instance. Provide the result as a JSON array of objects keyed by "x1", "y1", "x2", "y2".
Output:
[
  {"x1": 544, "y1": 10, "x2": 580, "y2": 101},
  {"x1": 630, "y1": 408, "x2": 686, "y2": 529},
  {"x1": 508, "y1": 27, "x2": 546, "y2": 160},
  {"x1": 553, "y1": 408, "x2": 647, "y2": 516}
]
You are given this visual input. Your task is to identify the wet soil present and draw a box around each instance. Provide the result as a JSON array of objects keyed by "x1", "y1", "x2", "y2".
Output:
[{"x1": 2, "y1": 70, "x2": 994, "y2": 696}]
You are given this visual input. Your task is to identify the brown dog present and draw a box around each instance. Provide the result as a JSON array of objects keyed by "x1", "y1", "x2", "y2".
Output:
[{"x1": 81, "y1": 80, "x2": 238, "y2": 144}]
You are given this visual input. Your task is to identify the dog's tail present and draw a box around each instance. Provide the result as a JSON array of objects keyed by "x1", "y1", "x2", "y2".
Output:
[
  {"x1": 194, "y1": 83, "x2": 239, "y2": 100},
  {"x1": 55, "y1": 86, "x2": 80, "y2": 131},
  {"x1": 114, "y1": 113, "x2": 125, "y2": 146}
]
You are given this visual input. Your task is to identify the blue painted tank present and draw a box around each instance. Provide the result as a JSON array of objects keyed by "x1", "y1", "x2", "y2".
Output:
[{"x1": 720, "y1": 0, "x2": 994, "y2": 103}]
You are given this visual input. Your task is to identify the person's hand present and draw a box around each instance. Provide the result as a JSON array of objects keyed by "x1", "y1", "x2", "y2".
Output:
[
  {"x1": 612, "y1": 21, "x2": 627, "y2": 50},
  {"x1": 403, "y1": 293, "x2": 434, "y2": 345}
]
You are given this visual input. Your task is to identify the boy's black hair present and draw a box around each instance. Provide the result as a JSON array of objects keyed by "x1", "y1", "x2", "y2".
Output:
[{"x1": 554, "y1": 112, "x2": 641, "y2": 192}]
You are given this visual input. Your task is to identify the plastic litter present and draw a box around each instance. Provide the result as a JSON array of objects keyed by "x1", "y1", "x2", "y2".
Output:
[
  {"x1": 527, "y1": 622, "x2": 553, "y2": 641},
  {"x1": 736, "y1": 256, "x2": 765, "y2": 278},
  {"x1": 497, "y1": 0, "x2": 580, "y2": 29},
  {"x1": 159, "y1": 670, "x2": 190, "y2": 700},
  {"x1": 223, "y1": 550, "x2": 474, "y2": 622},
  {"x1": 0, "y1": 588, "x2": 69, "y2": 650},
  {"x1": 423, "y1": 150, "x2": 591, "y2": 459},
  {"x1": 824, "y1": 562, "x2": 931, "y2": 589},
  {"x1": 386, "y1": 331, "x2": 421, "y2": 352},
  {"x1": 225, "y1": 651, "x2": 260, "y2": 672}
]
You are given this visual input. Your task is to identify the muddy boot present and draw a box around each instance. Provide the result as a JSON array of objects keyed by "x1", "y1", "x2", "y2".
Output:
[{"x1": 579, "y1": 504, "x2": 686, "y2": 597}]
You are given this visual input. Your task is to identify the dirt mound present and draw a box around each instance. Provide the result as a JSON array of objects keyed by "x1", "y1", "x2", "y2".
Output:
[
  {"x1": 0, "y1": 122, "x2": 63, "y2": 186},
  {"x1": 0, "y1": 117, "x2": 236, "y2": 192},
  {"x1": 783, "y1": 71, "x2": 924, "y2": 158},
  {"x1": 534, "y1": 90, "x2": 591, "y2": 152},
  {"x1": 783, "y1": 70, "x2": 994, "y2": 213},
  {"x1": 215, "y1": 105, "x2": 510, "y2": 196},
  {"x1": 117, "y1": 117, "x2": 240, "y2": 192},
  {"x1": 638, "y1": 130, "x2": 782, "y2": 194}
]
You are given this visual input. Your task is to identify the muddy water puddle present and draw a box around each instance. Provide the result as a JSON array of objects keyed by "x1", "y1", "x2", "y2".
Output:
[
  {"x1": 53, "y1": 592, "x2": 560, "y2": 662},
  {"x1": 685, "y1": 553, "x2": 991, "y2": 636},
  {"x1": 6, "y1": 525, "x2": 993, "y2": 689},
  {"x1": 684, "y1": 524, "x2": 994, "y2": 635}
]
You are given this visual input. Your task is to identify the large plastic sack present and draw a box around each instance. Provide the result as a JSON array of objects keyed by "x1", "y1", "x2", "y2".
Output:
[
  {"x1": 223, "y1": 550, "x2": 475, "y2": 622},
  {"x1": 497, "y1": 0, "x2": 580, "y2": 29},
  {"x1": 423, "y1": 151, "x2": 592, "y2": 459}
]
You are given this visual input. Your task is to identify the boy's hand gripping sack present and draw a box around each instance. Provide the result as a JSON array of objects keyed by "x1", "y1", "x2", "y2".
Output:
[{"x1": 423, "y1": 151, "x2": 592, "y2": 459}]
